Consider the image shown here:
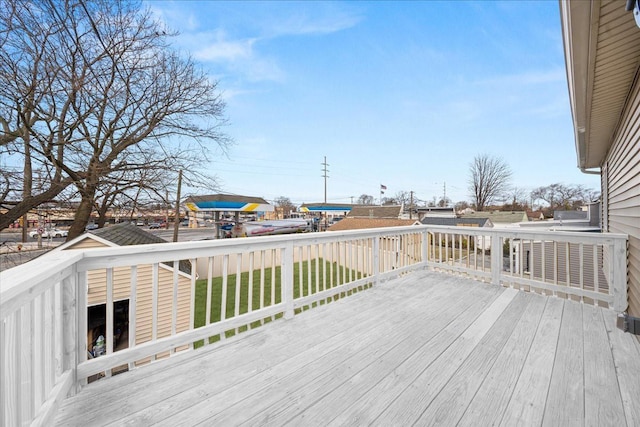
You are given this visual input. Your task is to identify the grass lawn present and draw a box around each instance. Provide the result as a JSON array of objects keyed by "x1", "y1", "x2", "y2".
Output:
[{"x1": 192, "y1": 259, "x2": 367, "y2": 347}]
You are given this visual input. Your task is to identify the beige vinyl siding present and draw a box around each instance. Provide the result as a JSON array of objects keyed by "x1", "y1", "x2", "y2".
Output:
[
  {"x1": 86, "y1": 264, "x2": 191, "y2": 345},
  {"x1": 67, "y1": 238, "x2": 111, "y2": 250},
  {"x1": 65, "y1": 237, "x2": 192, "y2": 347},
  {"x1": 605, "y1": 73, "x2": 640, "y2": 318}
]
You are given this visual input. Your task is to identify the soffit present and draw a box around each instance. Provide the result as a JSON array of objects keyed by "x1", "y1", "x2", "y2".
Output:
[{"x1": 562, "y1": 0, "x2": 640, "y2": 169}]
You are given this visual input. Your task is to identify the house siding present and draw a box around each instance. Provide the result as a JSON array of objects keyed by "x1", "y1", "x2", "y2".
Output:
[
  {"x1": 66, "y1": 238, "x2": 192, "y2": 348},
  {"x1": 68, "y1": 238, "x2": 108, "y2": 249},
  {"x1": 86, "y1": 265, "x2": 191, "y2": 344},
  {"x1": 605, "y1": 74, "x2": 640, "y2": 318}
]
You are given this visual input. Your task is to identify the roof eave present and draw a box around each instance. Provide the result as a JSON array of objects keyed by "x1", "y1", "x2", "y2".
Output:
[{"x1": 560, "y1": 0, "x2": 596, "y2": 170}]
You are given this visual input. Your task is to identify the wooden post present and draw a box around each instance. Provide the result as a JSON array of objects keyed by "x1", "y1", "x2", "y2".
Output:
[
  {"x1": 62, "y1": 274, "x2": 76, "y2": 396},
  {"x1": 491, "y1": 233, "x2": 502, "y2": 287},
  {"x1": 283, "y1": 241, "x2": 294, "y2": 319},
  {"x1": 612, "y1": 237, "x2": 628, "y2": 313},
  {"x1": 76, "y1": 272, "x2": 87, "y2": 389},
  {"x1": 373, "y1": 236, "x2": 380, "y2": 286}
]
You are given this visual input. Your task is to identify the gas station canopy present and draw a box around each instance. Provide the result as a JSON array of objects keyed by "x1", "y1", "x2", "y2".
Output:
[
  {"x1": 185, "y1": 194, "x2": 274, "y2": 212},
  {"x1": 299, "y1": 203, "x2": 353, "y2": 213}
]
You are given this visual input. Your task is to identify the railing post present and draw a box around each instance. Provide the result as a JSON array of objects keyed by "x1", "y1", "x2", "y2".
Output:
[
  {"x1": 421, "y1": 229, "x2": 428, "y2": 269},
  {"x1": 612, "y1": 237, "x2": 628, "y2": 313},
  {"x1": 283, "y1": 241, "x2": 294, "y2": 319},
  {"x1": 491, "y1": 233, "x2": 502, "y2": 286},
  {"x1": 62, "y1": 272, "x2": 77, "y2": 396},
  {"x1": 76, "y1": 271, "x2": 88, "y2": 390},
  {"x1": 373, "y1": 236, "x2": 380, "y2": 286}
]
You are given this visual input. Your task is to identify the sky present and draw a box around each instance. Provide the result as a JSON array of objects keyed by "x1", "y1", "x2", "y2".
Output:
[{"x1": 148, "y1": 0, "x2": 599, "y2": 207}]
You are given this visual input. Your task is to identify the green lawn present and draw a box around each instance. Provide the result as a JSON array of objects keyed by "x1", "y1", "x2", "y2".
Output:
[{"x1": 192, "y1": 259, "x2": 367, "y2": 347}]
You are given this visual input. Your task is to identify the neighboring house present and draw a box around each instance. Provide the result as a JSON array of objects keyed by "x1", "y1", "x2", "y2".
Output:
[
  {"x1": 56, "y1": 223, "x2": 193, "y2": 355},
  {"x1": 327, "y1": 217, "x2": 419, "y2": 232},
  {"x1": 414, "y1": 206, "x2": 456, "y2": 220},
  {"x1": 561, "y1": 1, "x2": 640, "y2": 322},
  {"x1": 420, "y1": 217, "x2": 493, "y2": 228},
  {"x1": 327, "y1": 205, "x2": 420, "y2": 231},
  {"x1": 459, "y1": 211, "x2": 528, "y2": 228},
  {"x1": 348, "y1": 205, "x2": 403, "y2": 219},
  {"x1": 526, "y1": 210, "x2": 545, "y2": 221},
  {"x1": 554, "y1": 210, "x2": 588, "y2": 221}
]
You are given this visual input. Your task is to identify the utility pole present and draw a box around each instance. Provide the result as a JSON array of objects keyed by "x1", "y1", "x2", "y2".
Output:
[
  {"x1": 443, "y1": 182, "x2": 447, "y2": 206},
  {"x1": 172, "y1": 170, "x2": 182, "y2": 242},
  {"x1": 321, "y1": 156, "x2": 329, "y2": 230},
  {"x1": 321, "y1": 156, "x2": 329, "y2": 204}
]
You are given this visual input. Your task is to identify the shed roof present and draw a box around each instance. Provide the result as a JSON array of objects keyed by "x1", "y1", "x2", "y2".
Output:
[
  {"x1": 89, "y1": 223, "x2": 167, "y2": 246},
  {"x1": 348, "y1": 205, "x2": 402, "y2": 219},
  {"x1": 420, "y1": 217, "x2": 492, "y2": 227},
  {"x1": 327, "y1": 218, "x2": 419, "y2": 231},
  {"x1": 60, "y1": 223, "x2": 191, "y2": 274},
  {"x1": 460, "y1": 211, "x2": 528, "y2": 224}
]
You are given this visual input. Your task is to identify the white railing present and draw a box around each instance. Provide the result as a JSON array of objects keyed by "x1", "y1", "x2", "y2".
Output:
[{"x1": 0, "y1": 225, "x2": 627, "y2": 426}]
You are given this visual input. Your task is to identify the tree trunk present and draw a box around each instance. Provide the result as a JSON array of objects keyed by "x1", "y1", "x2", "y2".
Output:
[{"x1": 67, "y1": 183, "x2": 97, "y2": 240}]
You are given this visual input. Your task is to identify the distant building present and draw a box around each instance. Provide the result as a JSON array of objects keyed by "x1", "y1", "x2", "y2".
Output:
[
  {"x1": 348, "y1": 205, "x2": 403, "y2": 219},
  {"x1": 526, "y1": 210, "x2": 545, "y2": 221},
  {"x1": 459, "y1": 211, "x2": 528, "y2": 228},
  {"x1": 420, "y1": 217, "x2": 492, "y2": 228},
  {"x1": 414, "y1": 206, "x2": 456, "y2": 220},
  {"x1": 327, "y1": 218, "x2": 419, "y2": 231},
  {"x1": 328, "y1": 205, "x2": 419, "y2": 231}
]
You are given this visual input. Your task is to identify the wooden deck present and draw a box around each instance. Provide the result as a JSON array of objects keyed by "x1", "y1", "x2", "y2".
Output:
[{"x1": 55, "y1": 270, "x2": 640, "y2": 426}]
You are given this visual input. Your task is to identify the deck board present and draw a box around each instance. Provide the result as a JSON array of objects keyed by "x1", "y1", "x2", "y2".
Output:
[
  {"x1": 267, "y1": 280, "x2": 503, "y2": 427},
  {"x1": 582, "y1": 305, "x2": 626, "y2": 426},
  {"x1": 499, "y1": 296, "x2": 564, "y2": 427},
  {"x1": 543, "y1": 296, "x2": 585, "y2": 426},
  {"x1": 209, "y1": 275, "x2": 490, "y2": 427},
  {"x1": 54, "y1": 271, "x2": 640, "y2": 427},
  {"x1": 457, "y1": 293, "x2": 547, "y2": 426},
  {"x1": 412, "y1": 291, "x2": 531, "y2": 426}
]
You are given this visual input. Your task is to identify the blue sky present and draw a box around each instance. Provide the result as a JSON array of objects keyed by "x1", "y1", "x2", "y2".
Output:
[{"x1": 149, "y1": 0, "x2": 599, "y2": 206}]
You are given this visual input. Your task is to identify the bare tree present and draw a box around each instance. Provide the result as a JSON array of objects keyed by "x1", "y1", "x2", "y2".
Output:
[
  {"x1": 468, "y1": 154, "x2": 512, "y2": 211},
  {"x1": 357, "y1": 194, "x2": 374, "y2": 205},
  {"x1": 0, "y1": 1, "x2": 76, "y2": 233},
  {"x1": 530, "y1": 183, "x2": 599, "y2": 212},
  {"x1": 273, "y1": 196, "x2": 296, "y2": 219},
  {"x1": 392, "y1": 190, "x2": 413, "y2": 207},
  {"x1": 1, "y1": 0, "x2": 229, "y2": 239},
  {"x1": 501, "y1": 186, "x2": 529, "y2": 211}
]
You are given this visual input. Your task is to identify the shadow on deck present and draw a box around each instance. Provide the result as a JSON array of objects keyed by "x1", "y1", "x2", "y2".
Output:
[{"x1": 55, "y1": 270, "x2": 640, "y2": 426}]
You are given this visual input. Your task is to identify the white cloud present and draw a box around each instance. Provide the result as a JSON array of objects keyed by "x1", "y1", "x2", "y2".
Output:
[
  {"x1": 193, "y1": 35, "x2": 256, "y2": 62},
  {"x1": 266, "y1": 11, "x2": 362, "y2": 37}
]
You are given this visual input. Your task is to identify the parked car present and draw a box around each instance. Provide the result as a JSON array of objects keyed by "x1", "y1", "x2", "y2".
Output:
[
  {"x1": 85, "y1": 223, "x2": 99, "y2": 231},
  {"x1": 136, "y1": 220, "x2": 145, "y2": 226},
  {"x1": 148, "y1": 222, "x2": 162, "y2": 229},
  {"x1": 30, "y1": 228, "x2": 68, "y2": 239}
]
